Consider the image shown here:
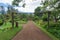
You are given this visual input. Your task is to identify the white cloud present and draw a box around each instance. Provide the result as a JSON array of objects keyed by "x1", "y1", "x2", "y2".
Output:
[
  {"x1": 18, "y1": 0, "x2": 43, "y2": 13},
  {"x1": 0, "y1": 0, "x2": 44, "y2": 13},
  {"x1": 0, "y1": 0, "x2": 13, "y2": 5}
]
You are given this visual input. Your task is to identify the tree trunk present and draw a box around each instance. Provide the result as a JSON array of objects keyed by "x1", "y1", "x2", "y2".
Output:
[
  {"x1": 15, "y1": 22, "x2": 18, "y2": 27},
  {"x1": 12, "y1": 12, "x2": 14, "y2": 28},
  {"x1": 54, "y1": 14, "x2": 57, "y2": 22},
  {"x1": 47, "y1": 11, "x2": 50, "y2": 28}
]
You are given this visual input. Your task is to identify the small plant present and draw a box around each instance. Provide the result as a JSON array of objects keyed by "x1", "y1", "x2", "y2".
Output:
[
  {"x1": 42, "y1": 14, "x2": 48, "y2": 21},
  {"x1": 0, "y1": 20, "x2": 3, "y2": 26}
]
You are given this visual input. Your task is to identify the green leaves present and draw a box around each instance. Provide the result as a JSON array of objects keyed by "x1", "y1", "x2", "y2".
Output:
[
  {"x1": 34, "y1": 7, "x2": 41, "y2": 17},
  {"x1": 12, "y1": 0, "x2": 22, "y2": 6}
]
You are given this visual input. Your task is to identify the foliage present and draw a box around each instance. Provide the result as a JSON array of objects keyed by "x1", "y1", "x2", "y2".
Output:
[
  {"x1": 0, "y1": 19, "x2": 2, "y2": 23},
  {"x1": 0, "y1": 26, "x2": 22, "y2": 40},
  {"x1": 0, "y1": 20, "x2": 27, "y2": 40},
  {"x1": 33, "y1": 16, "x2": 39, "y2": 21},
  {"x1": 12, "y1": 0, "x2": 22, "y2": 6},
  {"x1": 42, "y1": 14, "x2": 48, "y2": 21},
  {"x1": 34, "y1": 0, "x2": 60, "y2": 39},
  {"x1": 36, "y1": 20, "x2": 60, "y2": 39},
  {"x1": 34, "y1": 7, "x2": 41, "y2": 17},
  {"x1": 0, "y1": 19, "x2": 3, "y2": 26}
]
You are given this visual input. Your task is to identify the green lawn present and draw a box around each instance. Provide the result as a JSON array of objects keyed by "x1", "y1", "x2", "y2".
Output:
[
  {"x1": 0, "y1": 22, "x2": 12, "y2": 30},
  {"x1": 0, "y1": 27, "x2": 22, "y2": 40},
  {"x1": 0, "y1": 20, "x2": 26, "y2": 30},
  {"x1": 0, "y1": 21, "x2": 24, "y2": 40}
]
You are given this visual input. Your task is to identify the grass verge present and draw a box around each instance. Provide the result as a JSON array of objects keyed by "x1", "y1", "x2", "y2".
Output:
[
  {"x1": 0, "y1": 26, "x2": 22, "y2": 40},
  {"x1": 33, "y1": 22, "x2": 59, "y2": 40}
]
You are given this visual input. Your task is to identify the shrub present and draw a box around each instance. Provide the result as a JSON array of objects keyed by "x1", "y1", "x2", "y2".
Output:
[
  {"x1": 33, "y1": 16, "x2": 39, "y2": 21},
  {"x1": 42, "y1": 14, "x2": 48, "y2": 21},
  {"x1": 49, "y1": 22, "x2": 56, "y2": 28},
  {"x1": 0, "y1": 20, "x2": 3, "y2": 26},
  {"x1": 55, "y1": 23, "x2": 60, "y2": 30}
]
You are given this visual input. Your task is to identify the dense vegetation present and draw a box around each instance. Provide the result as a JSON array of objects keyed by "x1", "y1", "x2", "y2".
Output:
[
  {"x1": 0, "y1": 0, "x2": 60, "y2": 40},
  {"x1": 34, "y1": 0, "x2": 60, "y2": 40},
  {"x1": 0, "y1": 7, "x2": 33, "y2": 39},
  {"x1": 0, "y1": 0, "x2": 30, "y2": 39}
]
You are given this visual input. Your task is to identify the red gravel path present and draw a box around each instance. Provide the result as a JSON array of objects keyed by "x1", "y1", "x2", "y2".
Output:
[{"x1": 12, "y1": 21, "x2": 52, "y2": 40}]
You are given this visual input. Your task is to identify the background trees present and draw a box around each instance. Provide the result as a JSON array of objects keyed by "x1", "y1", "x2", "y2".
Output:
[
  {"x1": 0, "y1": 6, "x2": 5, "y2": 26},
  {"x1": 34, "y1": 0, "x2": 60, "y2": 39},
  {"x1": 12, "y1": 0, "x2": 22, "y2": 6}
]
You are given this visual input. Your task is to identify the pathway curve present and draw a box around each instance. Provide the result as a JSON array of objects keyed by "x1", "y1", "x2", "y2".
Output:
[{"x1": 12, "y1": 21, "x2": 52, "y2": 40}]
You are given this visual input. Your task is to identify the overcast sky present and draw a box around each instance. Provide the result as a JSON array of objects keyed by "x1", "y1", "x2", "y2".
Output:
[
  {"x1": 0, "y1": 0, "x2": 44, "y2": 13},
  {"x1": 0, "y1": 0, "x2": 13, "y2": 5}
]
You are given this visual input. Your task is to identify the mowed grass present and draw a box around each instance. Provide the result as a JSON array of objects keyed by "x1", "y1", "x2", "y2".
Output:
[
  {"x1": 0, "y1": 22, "x2": 12, "y2": 30},
  {"x1": 0, "y1": 27, "x2": 22, "y2": 40},
  {"x1": 0, "y1": 21, "x2": 24, "y2": 40}
]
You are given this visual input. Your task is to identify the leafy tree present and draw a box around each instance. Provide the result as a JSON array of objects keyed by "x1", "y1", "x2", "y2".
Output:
[
  {"x1": 34, "y1": 7, "x2": 42, "y2": 17},
  {"x1": 12, "y1": 0, "x2": 22, "y2": 6},
  {"x1": 0, "y1": 6, "x2": 5, "y2": 25}
]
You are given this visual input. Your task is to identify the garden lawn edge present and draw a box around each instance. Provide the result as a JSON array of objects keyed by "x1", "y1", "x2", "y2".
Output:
[
  {"x1": 33, "y1": 22, "x2": 59, "y2": 40},
  {"x1": 0, "y1": 26, "x2": 22, "y2": 40},
  {"x1": 10, "y1": 27, "x2": 23, "y2": 40}
]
